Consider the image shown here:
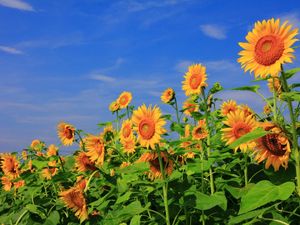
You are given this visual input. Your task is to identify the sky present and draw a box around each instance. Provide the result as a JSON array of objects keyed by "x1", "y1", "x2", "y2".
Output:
[{"x1": 0, "y1": 0, "x2": 300, "y2": 153}]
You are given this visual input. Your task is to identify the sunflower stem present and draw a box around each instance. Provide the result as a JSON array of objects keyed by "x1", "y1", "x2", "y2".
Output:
[
  {"x1": 201, "y1": 88, "x2": 215, "y2": 195},
  {"x1": 15, "y1": 209, "x2": 28, "y2": 225},
  {"x1": 126, "y1": 106, "x2": 130, "y2": 119},
  {"x1": 174, "y1": 97, "x2": 180, "y2": 124},
  {"x1": 272, "y1": 78, "x2": 278, "y2": 122},
  {"x1": 156, "y1": 145, "x2": 171, "y2": 225},
  {"x1": 116, "y1": 110, "x2": 120, "y2": 131},
  {"x1": 84, "y1": 170, "x2": 98, "y2": 193},
  {"x1": 244, "y1": 154, "x2": 248, "y2": 187},
  {"x1": 280, "y1": 66, "x2": 300, "y2": 196}
]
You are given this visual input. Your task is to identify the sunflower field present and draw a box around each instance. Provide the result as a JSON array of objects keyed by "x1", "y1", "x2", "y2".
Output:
[{"x1": 1, "y1": 18, "x2": 300, "y2": 225}]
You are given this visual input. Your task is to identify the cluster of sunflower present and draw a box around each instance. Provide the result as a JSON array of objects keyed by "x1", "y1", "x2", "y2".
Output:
[{"x1": 0, "y1": 18, "x2": 300, "y2": 224}]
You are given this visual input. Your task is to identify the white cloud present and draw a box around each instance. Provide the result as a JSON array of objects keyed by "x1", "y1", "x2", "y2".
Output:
[
  {"x1": 280, "y1": 12, "x2": 300, "y2": 28},
  {"x1": 125, "y1": 0, "x2": 190, "y2": 12},
  {"x1": 200, "y1": 24, "x2": 227, "y2": 40},
  {"x1": 89, "y1": 74, "x2": 116, "y2": 82},
  {"x1": 0, "y1": 0, "x2": 34, "y2": 11},
  {"x1": 0, "y1": 45, "x2": 23, "y2": 55}
]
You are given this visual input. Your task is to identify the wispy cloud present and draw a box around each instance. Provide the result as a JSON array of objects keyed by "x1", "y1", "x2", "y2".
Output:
[
  {"x1": 124, "y1": 0, "x2": 191, "y2": 12},
  {"x1": 0, "y1": 45, "x2": 24, "y2": 55},
  {"x1": 90, "y1": 74, "x2": 116, "y2": 82},
  {"x1": 280, "y1": 12, "x2": 300, "y2": 28},
  {"x1": 199, "y1": 24, "x2": 227, "y2": 40},
  {"x1": 0, "y1": 0, "x2": 34, "y2": 11}
]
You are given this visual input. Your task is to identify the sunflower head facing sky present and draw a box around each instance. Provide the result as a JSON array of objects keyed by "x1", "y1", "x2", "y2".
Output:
[
  {"x1": 120, "y1": 119, "x2": 133, "y2": 141},
  {"x1": 57, "y1": 122, "x2": 76, "y2": 146},
  {"x1": 117, "y1": 91, "x2": 132, "y2": 109},
  {"x1": 161, "y1": 88, "x2": 175, "y2": 104},
  {"x1": 238, "y1": 18, "x2": 298, "y2": 78},
  {"x1": 132, "y1": 104, "x2": 166, "y2": 149},
  {"x1": 182, "y1": 64, "x2": 208, "y2": 96},
  {"x1": 220, "y1": 100, "x2": 238, "y2": 117},
  {"x1": 254, "y1": 122, "x2": 291, "y2": 171}
]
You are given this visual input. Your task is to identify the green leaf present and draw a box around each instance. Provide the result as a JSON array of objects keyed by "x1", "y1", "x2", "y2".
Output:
[
  {"x1": 225, "y1": 184, "x2": 254, "y2": 199},
  {"x1": 26, "y1": 204, "x2": 46, "y2": 219},
  {"x1": 239, "y1": 181, "x2": 295, "y2": 214},
  {"x1": 31, "y1": 160, "x2": 49, "y2": 170},
  {"x1": 116, "y1": 192, "x2": 132, "y2": 204},
  {"x1": 230, "y1": 85, "x2": 260, "y2": 93},
  {"x1": 290, "y1": 83, "x2": 300, "y2": 89},
  {"x1": 229, "y1": 208, "x2": 268, "y2": 224},
  {"x1": 229, "y1": 128, "x2": 268, "y2": 149},
  {"x1": 43, "y1": 211, "x2": 60, "y2": 225},
  {"x1": 280, "y1": 92, "x2": 300, "y2": 102},
  {"x1": 283, "y1": 67, "x2": 300, "y2": 79},
  {"x1": 130, "y1": 215, "x2": 141, "y2": 225},
  {"x1": 170, "y1": 122, "x2": 184, "y2": 135}
]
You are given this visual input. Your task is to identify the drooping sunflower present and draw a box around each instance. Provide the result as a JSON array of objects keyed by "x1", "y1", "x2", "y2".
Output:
[
  {"x1": 117, "y1": 91, "x2": 132, "y2": 109},
  {"x1": 238, "y1": 18, "x2": 298, "y2": 78},
  {"x1": 182, "y1": 99, "x2": 199, "y2": 117},
  {"x1": 75, "y1": 152, "x2": 96, "y2": 172},
  {"x1": 60, "y1": 187, "x2": 88, "y2": 222},
  {"x1": 222, "y1": 109, "x2": 258, "y2": 152},
  {"x1": 0, "y1": 154, "x2": 20, "y2": 179},
  {"x1": 253, "y1": 122, "x2": 291, "y2": 171},
  {"x1": 14, "y1": 179, "x2": 25, "y2": 189},
  {"x1": 132, "y1": 104, "x2": 166, "y2": 149},
  {"x1": 57, "y1": 122, "x2": 76, "y2": 146},
  {"x1": 121, "y1": 136, "x2": 136, "y2": 154},
  {"x1": 161, "y1": 88, "x2": 175, "y2": 104},
  {"x1": 192, "y1": 119, "x2": 208, "y2": 140},
  {"x1": 182, "y1": 64, "x2": 208, "y2": 96},
  {"x1": 47, "y1": 144, "x2": 58, "y2": 157},
  {"x1": 109, "y1": 101, "x2": 120, "y2": 112},
  {"x1": 138, "y1": 152, "x2": 173, "y2": 180},
  {"x1": 220, "y1": 100, "x2": 238, "y2": 116},
  {"x1": 120, "y1": 119, "x2": 133, "y2": 141},
  {"x1": 267, "y1": 77, "x2": 282, "y2": 95},
  {"x1": 85, "y1": 134, "x2": 105, "y2": 166}
]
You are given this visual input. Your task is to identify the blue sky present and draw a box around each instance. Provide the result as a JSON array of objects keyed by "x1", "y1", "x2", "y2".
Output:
[{"x1": 0, "y1": 0, "x2": 300, "y2": 153}]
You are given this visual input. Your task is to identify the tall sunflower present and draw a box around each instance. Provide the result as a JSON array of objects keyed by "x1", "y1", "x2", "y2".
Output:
[
  {"x1": 132, "y1": 104, "x2": 166, "y2": 149},
  {"x1": 57, "y1": 122, "x2": 75, "y2": 146},
  {"x1": 138, "y1": 152, "x2": 173, "y2": 180},
  {"x1": 238, "y1": 18, "x2": 298, "y2": 78},
  {"x1": 121, "y1": 136, "x2": 136, "y2": 154},
  {"x1": 161, "y1": 88, "x2": 175, "y2": 104},
  {"x1": 192, "y1": 119, "x2": 208, "y2": 140},
  {"x1": 75, "y1": 152, "x2": 96, "y2": 172},
  {"x1": 85, "y1": 134, "x2": 105, "y2": 166},
  {"x1": 182, "y1": 64, "x2": 208, "y2": 96},
  {"x1": 109, "y1": 101, "x2": 120, "y2": 112},
  {"x1": 254, "y1": 122, "x2": 290, "y2": 171},
  {"x1": 47, "y1": 144, "x2": 58, "y2": 157},
  {"x1": 220, "y1": 100, "x2": 238, "y2": 116},
  {"x1": 117, "y1": 91, "x2": 132, "y2": 109},
  {"x1": 30, "y1": 139, "x2": 45, "y2": 151},
  {"x1": 120, "y1": 119, "x2": 133, "y2": 141},
  {"x1": 60, "y1": 187, "x2": 88, "y2": 222},
  {"x1": 0, "y1": 154, "x2": 20, "y2": 179},
  {"x1": 222, "y1": 109, "x2": 258, "y2": 152}
]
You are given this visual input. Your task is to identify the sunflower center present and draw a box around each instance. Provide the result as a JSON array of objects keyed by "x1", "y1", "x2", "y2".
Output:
[
  {"x1": 70, "y1": 191, "x2": 84, "y2": 208},
  {"x1": 150, "y1": 157, "x2": 167, "y2": 172},
  {"x1": 64, "y1": 128, "x2": 73, "y2": 139},
  {"x1": 120, "y1": 96, "x2": 128, "y2": 105},
  {"x1": 262, "y1": 134, "x2": 286, "y2": 156},
  {"x1": 189, "y1": 74, "x2": 202, "y2": 89},
  {"x1": 233, "y1": 122, "x2": 251, "y2": 138},
  {"x1": 139, "y1": 119, "x2": 155, "y2": 140},
  {"x1": 255, "y1": 35, "x2": 284, "y2": 66}
]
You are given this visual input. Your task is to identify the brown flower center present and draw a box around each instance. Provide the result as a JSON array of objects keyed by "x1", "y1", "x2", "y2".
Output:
[
  {"x1": 233, "y1": 122, "x2": 251, "y2": 138},
  {"x1": 189, "y1": 74, "x2": 202, "y2": 89},
  {"x1": 70, "y1": 190, "x2": 84, "y2": 208},
  {"x1": 255, "y1": 35, "x2": 284, "y2": 66},
  {"x1": 120, "y1": 96, "x2": 128, "y2": 105},
  {"x1": 64, "y1": 127, "x2": 73, "y2": 139},
  {"x1": 139, "y1": 118, "x2": 155, "y2": 140},
  {"x1": 262, "y1": 133, "x2": 286, "y2": 156}
]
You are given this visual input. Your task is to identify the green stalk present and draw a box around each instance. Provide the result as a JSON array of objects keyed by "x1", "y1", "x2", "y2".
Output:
[
  {"x1": 244, "y1": 154, "x2": 248, "y2": 187},
  {"x1": 174, "y1": 97, "x2": 180, "y2": 124},
  {"x1": 272, "y1": 78, "x2": 278, "y2": 122},
  {"x1": 84, "y1": 170, "x2": 99, "y2": 193},
  {"x1": 15, "y1": 210, "x2": 28, "y2": 225},
  {"x1": 116, "y1": 110, "x2": 120, "y2": 131},
  {"x1": 126, "y1": 106, "x2": 130, "y2": 119},
  {"x1": 280, "y1": 67, "x2": 300, "y2": 196},
  {"x1": 156, "y1": 146, "x2": 171, "y2": 225},
  {"x1": 201, "y1": 88, "x2": 215, "y2": 195},
  {"x1": 201, "y1": 150, "x2": 205, "y2": 225}
]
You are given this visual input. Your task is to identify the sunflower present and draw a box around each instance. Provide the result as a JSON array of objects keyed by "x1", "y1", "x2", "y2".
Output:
[
  {"x1": 47, "y1": 144, "x2": 58, "y2": 157},
  {"x1": 0, "y1": 154, "x2": 20, "y2": 179},
  {"x1": 21, "y1": 150, "x2": 28, "y2": 160},
  {"x1": 85, "y1": 135, "x2": 105, "y2": 166},
  {"x1": 75, "y1": 152, "x2": 96, "y2": 172},
  {"x1": 182, "y1": 64, "x2": 208, "y2": 96},
  {"x1": 1, "y1": 176, "x2": 12, "y2": 191},
  {"x1": 263, "y1": 104, "x2": 272, "y2": 115},
  {"x1": 184, "y1": 124, "x2": 191, "y2": 137},
  {"x1": 138, "y1": 152, "x2": 173, "y2": 180},
  {"x1": 239, "y1": 104, "x2": 254, "y2": 117},
  {"x1": 120, "y1": 119, "x2": 133, "y2": 141},
  {"x1": 30, "y1": 139, "x2": 45, "y2": 151},
  {"x1": 117, "y1": 91, "x2": 132, "y2": 109},
  {"x1": 238, "y1": 18, "x2": 298, "y2": 78},
  {"x1": 42, "y1": 161, "x2": 57, "y2": 180},
  {"x1": 267, "y1": 77, "x2": 282, "y2": 95},
  {"x1": 121, "y1": 136, "x2": 136, "y2": 154},
  {"x1": 161, "y1": 88, "x2": 175, "y2": 104},
  {"x1": 14, "y1": 179, "x2": 25, "y2": 189},
  {"x1": 132, "y1": 104, "x2": 166, "y2": 149},
  {"x1": 220, "y1": 100, "x2": 238, "y2": 116},
  {"x1": 109, "y1": 101, "x2": 120, "y2": 112},
  {"x1": 60, "y1": 187, "x2": 88, "y2": 222},
  {"x1": 101, "y1": 124, "x2": 115, "y2": 143},
  {"x1": 222, "y1": 109, "x2": 258, "y2": 152},
  {"x1": 57, "y1": 122, "x2": 75, "y2": 146},
  {"x1": 182, "y1": 99, "x2": 199, "y2": 117},
  {"x1": 253, "y1": 122, "x2": 291, "y2": 171},
  {"x1": 192, "y1": 119, "x2": 208, "y2": 140}
]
